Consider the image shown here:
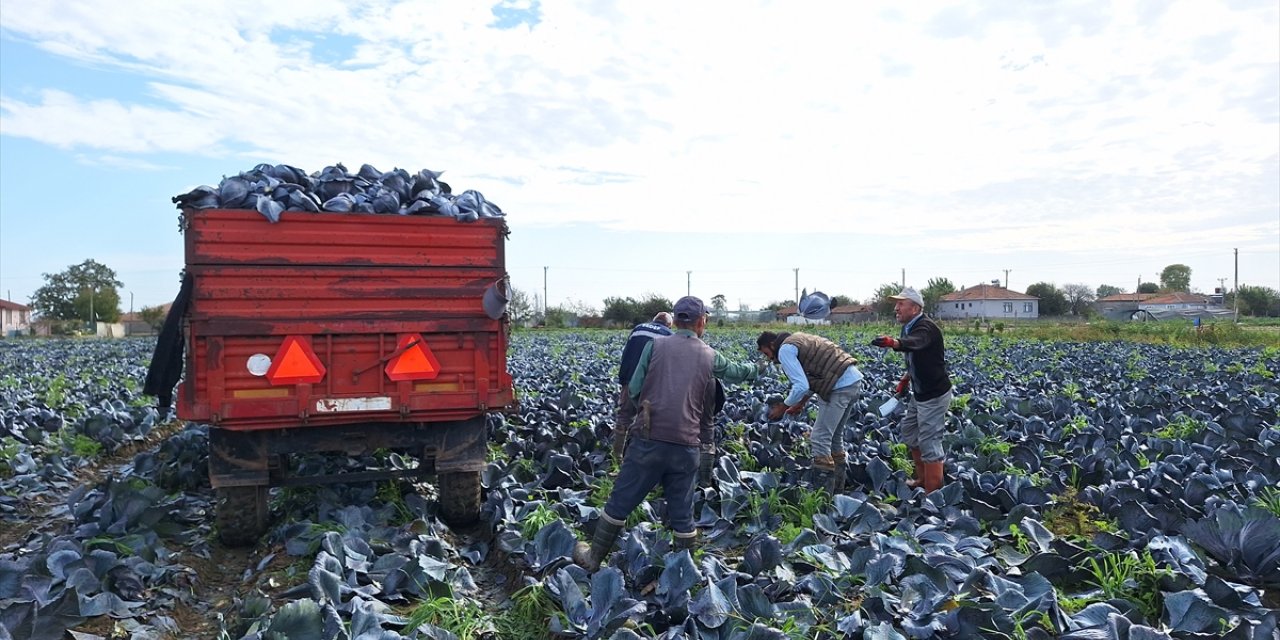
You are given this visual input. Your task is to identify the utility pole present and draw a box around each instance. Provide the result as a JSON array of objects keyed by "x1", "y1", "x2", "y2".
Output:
[
  {"x1": 1233, "y1": 248, "x2": 1239, "y2": 321},
  {"x1": 687, "y1": 271, "x2": 691, "y2": 297},
  {"x1": 793, "y1": 268, "x2": 799, "y2": 304},
  {"x1": 89, "y1": 287, "x2": 95, "y2": 334},
  {"x1": 901, "y1": 268, "x2": 905, "y2": 289},
  {"x1": 1003, "y1": 269, "x2": 1011, "y2": 289},
  {"x1": 129, "y1": 292, "x2": 134, "y2": 315},
  {"x1": 543, "y1": 266, "x2": 548, "y2": 316}
]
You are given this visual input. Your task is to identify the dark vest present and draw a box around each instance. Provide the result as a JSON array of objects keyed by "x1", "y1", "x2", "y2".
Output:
[
  {"x1": 636, "y1": 333, "x2": 715, "y2": 447},
  {"x1": 782, "y1": 333, "x2": 856, "y2": 400},
  {"x1": 618, "y1": 322, "x2": 672, "y2": 384}
]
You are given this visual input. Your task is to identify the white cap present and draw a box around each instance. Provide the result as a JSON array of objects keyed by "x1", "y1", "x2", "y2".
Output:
[{"x1": 889, "y1": 287, "x2": 924, "y2": 307}]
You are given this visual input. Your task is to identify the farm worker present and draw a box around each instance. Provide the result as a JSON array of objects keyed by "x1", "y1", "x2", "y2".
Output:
[
  {"x1": 756, "y1": 325, "x2": 864, "y2": 494},
  {"x1": 576, "y1": 296, "x2": 738, "y2": 571},
  {"x1": 870, "y1": 286, "x2": 953, "y2": 493},
  {"x1": 612, "y1": 312, "x2": 674, "y2": 459},
  {"x1": 611, "y1": 317, "x2": 762, "y2": 464}
]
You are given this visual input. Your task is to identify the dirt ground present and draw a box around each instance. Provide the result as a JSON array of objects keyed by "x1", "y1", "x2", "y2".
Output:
[{"x1": 1, "y1": 419, "x2": 516, "y2": 639}]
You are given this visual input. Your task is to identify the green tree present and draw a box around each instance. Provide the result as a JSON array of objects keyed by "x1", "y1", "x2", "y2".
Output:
[
  {"x1": 1025, "y1": 282, "x2": 1068, "y2": 316},
  {"x1": 922, "y1": 278, "x2": 956, "y2": 314},
  {"x1": 1235, "y1": 285, "x2": 1280, "y2": 317},
  {"x1": 602, "y1": 296, "x2": 640, "y2": 325},
  {"x1": 871, "y1": 283, "x2": 901, "y2": 316},
  {"x1": 710, "y1": 294, "x2": 728, "y2": 317},
  {"x1": 764, "y1": 300, "x2": 793, "y2": 311},
  {"x1": 1096, "y1": 284, "x2": 1124, "y2": 299},
  {"x1": 139, "y1": 304, "x2": 168, "y2": 331},
  {"x1": 30, "y1": 259, "x2": 123, "y2": 323},
  {"x1": 1061, "y1": 283, "x2": 1095, "y2": 316},
  {"x1": 508, "y1": 288, "x2": 534, "y2": 326},
  {"x1": 830, "y1": 295, "x2": 857, "y2": 308},
  {"x1": 543, "y1": 305, "x2": 573, "y2": 328},
  {"x1": 636, "y1": 294, "x2": 673, "y2": 325},
  {"x1": 1138, "y1": 282, "x2": 1160, "y2": 294},
  {"x1": 1159, "y1": 264, "x2": 1192, "y2": 292},
  {"x1": 603, "y1": 294, "x2": 672, "y2": 326}
]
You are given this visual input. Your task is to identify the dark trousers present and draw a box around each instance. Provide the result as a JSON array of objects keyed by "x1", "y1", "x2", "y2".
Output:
[{"x1": 603, "y1": 438, "x2": 698, "y2": 534}]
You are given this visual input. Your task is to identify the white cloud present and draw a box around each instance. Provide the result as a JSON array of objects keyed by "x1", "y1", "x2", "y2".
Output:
[{"x1": 0, "y1": 0, "x2": 1277, "y2": 303}]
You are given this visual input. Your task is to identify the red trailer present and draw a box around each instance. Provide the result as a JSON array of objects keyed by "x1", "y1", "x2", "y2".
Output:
[{"x1": 175, "y1": 208, "x2": 515, "y2": 544}]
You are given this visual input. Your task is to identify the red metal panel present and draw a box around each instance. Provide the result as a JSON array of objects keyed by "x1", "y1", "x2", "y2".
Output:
[
  {"x1": 180, "y1": 330, "x2": 511, "y2": 428},
  {"x1": 185, "y1": 210, "x2": 506, "y2": 267},
  {"x1": 175, "y1": 208, "x2": 514, "y2": 430},
  {"x1": 187, "y1": 266, "x2": 500, "y2": 321}
]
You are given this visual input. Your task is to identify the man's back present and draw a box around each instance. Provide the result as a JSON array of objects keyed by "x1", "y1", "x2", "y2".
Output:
[
  {"x1": 636, "y1": 333, "x2": 715, "y2": 447},
  {"x1": 618, "y1": 321, "x2": 672, "y2": 384}
]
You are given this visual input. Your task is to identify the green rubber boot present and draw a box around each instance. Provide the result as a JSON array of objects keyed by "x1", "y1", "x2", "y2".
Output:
[
  {"x1": 673, "y1": 530, "x2": 698, "y2": 552},
  {"x1": 573, "y1": 513, "x2": 624, "y2": 571}
]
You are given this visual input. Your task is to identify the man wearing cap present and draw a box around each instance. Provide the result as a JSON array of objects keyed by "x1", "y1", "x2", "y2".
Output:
[
  {"x1": 612, "y1": 312, "x2": 674, "y2": 459},
  {"x1": 756, "y1": 325, "x2": 864, "y2": 493},
  {"x1": 576, "y1": 296, "x2": 747, "y2": 571},
  {"x1": 870, "y1": 287, "x2": 952, "y2": 493}
]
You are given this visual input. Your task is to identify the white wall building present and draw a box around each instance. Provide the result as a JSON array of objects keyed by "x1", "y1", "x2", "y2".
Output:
[{"x1": 936, "y1": 284, "x2": 1039, "y2": 320}]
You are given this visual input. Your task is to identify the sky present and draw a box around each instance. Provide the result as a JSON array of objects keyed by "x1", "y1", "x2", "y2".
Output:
[{"x1": 1, "y1": 0, "x2": 1277, "y2": 314}]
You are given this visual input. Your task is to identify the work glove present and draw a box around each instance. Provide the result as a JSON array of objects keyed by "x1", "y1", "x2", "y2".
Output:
[
  {"x1": 767, "y1": 402, "x2": 787, "y2": 421},
  {"x1": 894, "y1": 374, "x2": 910, "y2": 396},
  {"x1": 870, "y1": 335, "x2": 900, "y2": 349},
  {"x1": 698, "y1": 452, "x2": 715, "y2": 487},
  {"x1": 755, "y1": 360, "x2": 771, "y2": 375}
]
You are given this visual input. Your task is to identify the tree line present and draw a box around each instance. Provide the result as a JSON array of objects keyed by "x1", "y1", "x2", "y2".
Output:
[
  {"x1": 511, "y1": 263, "x2": 1280, "y2": 327},
  {"x1": 18, "y1": 260, "x2": 1280, "y2": 331}
]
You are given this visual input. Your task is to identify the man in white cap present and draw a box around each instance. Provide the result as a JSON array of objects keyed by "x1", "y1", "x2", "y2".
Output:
[{"x1": 870, "y1": 286, "x2": 953, "y2": 493}]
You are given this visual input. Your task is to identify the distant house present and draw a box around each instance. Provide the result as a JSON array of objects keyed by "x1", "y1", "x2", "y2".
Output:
[
  {"x1": 773, "y1": 305, "x2": 798, "y2": 322},
  {"x1": 936, "y1": 284, "x2": 1039, "y2": 320},
  {"x1": 828, "y1": 304, "x2": 876, "y2": 324},
  {"x1": 1095, "y1": 293, "x2": 1158, "y2": 320},
  {"x1": 1139, "y1": 292, "x2": 1213, "y2": 313},
  {"x1": 120, "y1": 303, "x2": 172, "y2": 336},
  {"x1": 1, "y1": 299, "x2": 32, "y2": 337},
  {"x1": 1096, "y1": 292, "x2": 1229, "y2": 321}
]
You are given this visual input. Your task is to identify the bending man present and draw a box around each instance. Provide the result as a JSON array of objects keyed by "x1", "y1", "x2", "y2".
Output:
[{"x1": 756, "y1": 330, "x2": 863, "y2": 493}]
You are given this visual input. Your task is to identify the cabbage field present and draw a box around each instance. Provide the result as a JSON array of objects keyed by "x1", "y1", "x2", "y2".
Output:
[{"x1": 1, "y1": 330, "x2": 1278, "y2": 640}]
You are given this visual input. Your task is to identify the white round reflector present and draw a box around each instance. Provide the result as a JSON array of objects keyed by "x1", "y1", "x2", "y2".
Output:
[{"x1": 247, "y1": 353, "x2": 272, "y2": 376}]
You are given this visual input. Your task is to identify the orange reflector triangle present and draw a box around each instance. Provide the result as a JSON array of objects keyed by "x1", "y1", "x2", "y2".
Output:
[
  {"x1": 385, "y1": 334, "x2": 441, "y2": 381},
  {"x1": 265, "y1": 336, "x2": 326, "y2": 385}
]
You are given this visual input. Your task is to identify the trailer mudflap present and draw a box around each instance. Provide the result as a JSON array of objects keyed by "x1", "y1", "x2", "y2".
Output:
[
  {"x1": 209, "y1": 429, "x2": 269, "y2": 488},
  {"x1": 433, "y1": 415, "x2": 487, "y2": 473}
]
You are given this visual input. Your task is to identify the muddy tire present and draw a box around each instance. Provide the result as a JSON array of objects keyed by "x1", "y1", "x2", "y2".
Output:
[
  {"x1": 438, "y1": 471, "x2": 481, "y2": 526},
  {"x1": 216, "y1": 485, "x2": 268, "y2": 547}
]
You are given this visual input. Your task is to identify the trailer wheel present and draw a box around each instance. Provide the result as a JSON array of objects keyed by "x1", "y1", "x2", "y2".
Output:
[
  {"x1": 216, "y1": 485, "x2": 269, "y2": 546},
  {"x1": 438, "y1": 471, "x2": 481, "y2": 526}
]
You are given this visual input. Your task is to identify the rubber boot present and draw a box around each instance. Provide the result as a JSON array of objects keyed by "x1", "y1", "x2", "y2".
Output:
[
  {"x1": 919, "y1": 460, "x2": 945, "y2": 494},
  {"x1": 806, "y1": 452, "x2": 832, "y2": 490},
  {"x1": 672, "y1": 530, "x2": 698, "y2": 552},
  {"x1": 573, "y1": 513, "x2": 624, "y2": 572},
  {"x1": 906, "y1": 448, "x2": 924, "y2": 489},
  {"x1": 831, "y1": 452, "x2": 847, "y2": 495}
]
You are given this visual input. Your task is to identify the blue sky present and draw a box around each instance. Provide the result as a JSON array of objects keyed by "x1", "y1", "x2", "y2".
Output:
[{"x1": 1, "y1": 1, "x2": 1277, "y2": 313}]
